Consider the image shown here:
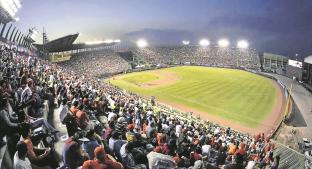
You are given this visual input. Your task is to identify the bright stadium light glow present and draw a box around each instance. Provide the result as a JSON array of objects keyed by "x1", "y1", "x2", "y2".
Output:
[
  {"x1": 137, "y1": 39, "x2": 148, "y2": 48},
  {"x1": 218, "y1": 39, "x2": 230, "y2": 47},
  {"x1": 85, "y1": 39, "x2": 120, "y2": 45},
  {"x1": 104, "y1": 39, "x2": 113, "y2": 43},
  {"x1": 237, "y1": 40, "x2": 249, "y2": 49},
  {"x1": 0, "y1": 0, "x2": 22, "y2": 18},
  {"x1": 85, "y1": 41, "x2": 105, "y2": 45},
  {"x1": 199, "y1": 39, "x2": 210, "y2": 47},
  {"x1": 182, "y1": 40, "x2": 190, "y2": 45}
]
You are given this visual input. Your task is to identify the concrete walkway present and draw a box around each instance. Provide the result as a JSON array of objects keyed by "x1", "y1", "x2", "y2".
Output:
[
  {"x1": 51, "y1": 106, "x2": 68, "y2": 165},
  {"x1": 268, "y1": 74, "x2": 312, "y2": 140}
]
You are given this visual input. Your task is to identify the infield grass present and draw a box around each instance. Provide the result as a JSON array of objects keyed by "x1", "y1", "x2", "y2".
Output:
[{"x1": 108, "y1": 66, "x2": 278, "y2": 128}]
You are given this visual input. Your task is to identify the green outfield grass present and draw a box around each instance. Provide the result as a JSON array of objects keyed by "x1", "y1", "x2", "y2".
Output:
[{"x1": 108, "y1": 66, "x2": 278, "y2": 128}]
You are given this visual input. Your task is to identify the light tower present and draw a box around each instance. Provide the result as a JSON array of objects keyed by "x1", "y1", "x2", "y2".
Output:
[
  {"x1": 237, "y1": 40, "x2": 249, "y2": 49},
  {"x1": 199, "y1": 39, "x2": 210, "y2": 47},
  {"x1": 218, "y1": 39, "x2": 229, "y2": 47},
  {"x1": 137, "y1": 39, "x2": 148, "y2": 48}
]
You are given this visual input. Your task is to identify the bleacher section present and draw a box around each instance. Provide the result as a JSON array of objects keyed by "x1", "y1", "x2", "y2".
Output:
[
  {"x1": 272, "y1": 140, "x2": 305, "y2": 169},
  {"x1": 58, "y1": 49, "x2": 131, "y2": 78},
  {"x1": 131, "y1": 46, "x2": 261, "y2": 70}
]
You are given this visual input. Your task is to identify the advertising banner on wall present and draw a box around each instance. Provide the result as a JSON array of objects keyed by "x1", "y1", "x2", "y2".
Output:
[{"x1": 288, "y1": 59, "x2": 303, "y2": 68}]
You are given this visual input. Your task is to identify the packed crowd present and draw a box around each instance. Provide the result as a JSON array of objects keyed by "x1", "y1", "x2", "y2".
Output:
[
  {"x1": 131, "y1": 46, "x2": 261, "y2": 70},
  {"x1": 58, "y1": 49, "x2": 131, "y2": 79},
  {"x1": 0, "y1": 44, "x2": 281, "y2": 169}
]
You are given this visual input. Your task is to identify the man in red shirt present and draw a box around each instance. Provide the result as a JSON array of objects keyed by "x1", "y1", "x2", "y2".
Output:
[
  {"x1": 235, "y1": 143, "x2": 247, "y2": 156},
  {"x1": 76, "y1": 110, "x2": 90, "y2": 129},
  {"x1": 82, "y1": 146, "x2": 123, "y2": 169},
  {"x1": 70, "y1": 100, "x2": 80, "y2": 116}
]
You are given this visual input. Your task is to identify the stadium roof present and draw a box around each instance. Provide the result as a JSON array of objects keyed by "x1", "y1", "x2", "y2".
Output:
[
  {"x1": 305, "y1": 55, "x2": 312, "y2": 64},
  {"x1": 34, "y1": 33, "x2": 117, "y2": 53},
  {"x1": 0, "y1": 0, "x2": 22, "y2": 23},
  {"x1": 34, "y1": 33, "x2": 79, "y2": 52},
  {"x1": 0, "y1": 7, "x2": 13, "y2": 23}
]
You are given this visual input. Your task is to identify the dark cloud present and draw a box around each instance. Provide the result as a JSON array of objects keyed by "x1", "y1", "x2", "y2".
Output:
[
  {"x1": 122, "y1": 0, "x2": 312, "y2": 59},
  {"x1": 200, "y1": 0, "x2": 312, "y2": 58}
]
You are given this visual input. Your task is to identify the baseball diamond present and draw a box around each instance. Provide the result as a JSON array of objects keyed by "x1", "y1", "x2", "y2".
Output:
[{"x1": 108, "y1": 66, "x2": 285, "y2": 133}]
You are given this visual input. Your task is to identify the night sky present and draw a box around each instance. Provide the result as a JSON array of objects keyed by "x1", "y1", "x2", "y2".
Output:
[{"x1": 14, "y1": 0, "x2": 312, "y2": 59}]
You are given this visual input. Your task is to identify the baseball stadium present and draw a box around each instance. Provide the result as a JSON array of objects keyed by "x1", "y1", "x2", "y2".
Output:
[{"x1": 1, "y1": 1, "x2": 312, "y2": 169}]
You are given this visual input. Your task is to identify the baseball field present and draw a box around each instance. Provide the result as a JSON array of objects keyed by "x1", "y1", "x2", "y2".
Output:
[{"x1": 108, "y1": 66, "x2": 284, "y2": 133}]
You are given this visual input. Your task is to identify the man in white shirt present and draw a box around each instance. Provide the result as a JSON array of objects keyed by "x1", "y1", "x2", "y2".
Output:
[
  {"x1": 175, "y1": 124, "x2": 182, "y2": 137},
  {"x1": 201, "y1": 144, "x2": 212, "y2": 157},
  {"x1": 14, "y1": 141, "x2": 32, "y2": 169},
  {"x1": 59, "y1": 99, "x2": 69, "y2": 124},
  {"x1": 21, "y1": 79, "x2": 33, "y2": 104},
  {"x1": 27, "y1": 56, "x2": 32, "y2": 67},
  {"x1": 108, "y1": 112, "x2": 117, "y2": 122},
  {"x1": 109, "y1": 131, "x2": 119, "y2": 153}
]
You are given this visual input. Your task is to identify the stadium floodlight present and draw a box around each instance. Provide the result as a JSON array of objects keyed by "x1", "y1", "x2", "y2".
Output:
[
  {"x1": 182, "y1": 40, "x2": 190, "y2": 45},
  {"x1": 199, "y1": 39, "x2": 210, "y2": 47},
  {"x1": 85, "y1": 39, "x2": 120, "y2": 45},
  {"x1": 85, "y1": 41, "x2": 105, "y2": 45},
  {"x1": 0, "y1": 0, "x2": 22, "y2": 17},
  {"x1": 218, "y1": 39, "x2": 230, "y2": 47},
  {"x1": 104, "y1": 39, "x2": 113, "y2": 43},
  {"x1": 0, "y1": 0, "x2": 14, "y2": 17},
  {"x1": 137, "y1": 39, "x2": 148, "y2": 48},
  {"x1": 237, "y1": 40, "x2": 249, "y2": 49}
]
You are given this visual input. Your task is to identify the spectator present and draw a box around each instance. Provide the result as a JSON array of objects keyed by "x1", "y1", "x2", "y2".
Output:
[
  {"x1": 62, "y1": 132, "x2": 88, "y2": 169},
  {"x1": 270, "y1": 155, "x2": 280, "y2": 169},
  {"x1": 82, "y1": 146, "x2": 123, "y2": 169},
  {"x1": 20, "y1": 122, "x2": 58, "y2": 168},
  {"x1": 82, "y1": 129, "x2": 100, "y2": 160},
  {"x1": 223, "y1": 153, "x2": 244, "y2": 169},
  {"x1": 13, "y1": 141, "x2": 32, "y2": 169}
]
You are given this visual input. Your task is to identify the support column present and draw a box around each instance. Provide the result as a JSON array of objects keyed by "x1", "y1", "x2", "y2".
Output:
[
  {"x1": 13, "y1": 30, "x2": 20, "y2": 42},
  {"x1": 0, "y1": 23, "x2": 7, "y2": 37},
  {"x1": 5, "y1": 24, "x2": 12, "y2": 40},
  {"x1": 22, "y1": 35, "x2": 28, "y2": 46},
  {"x1": 18, "y1": 34, "x2": 24, "y2": 45},
  {"x1": 9, "y1": 26, "x2": 16, "y2": 41}
]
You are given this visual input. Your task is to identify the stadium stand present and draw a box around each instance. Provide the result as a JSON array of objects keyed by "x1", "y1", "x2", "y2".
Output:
[
  {"x1": 272, "y1": 140, "x2": 305, "y2": 169},
  {"x1": 0, "y1": 42, "x2": 298, "y2": 169},
  {"x1": 263, "y1": 53, "x2": 288, "y2": 74},
  {"x1": 286, "y1": 63, "x2": 303, "y2": 81},
  {"x1": 131, "y1": 46, "x2": 261, "y2": 70},
  {"x1": 57, "y1": 49, "x2": 131, "y2": 78}
]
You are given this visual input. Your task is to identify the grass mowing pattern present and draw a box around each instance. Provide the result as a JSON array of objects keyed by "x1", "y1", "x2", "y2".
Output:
[
  {"x1": 122, "y1": 72, "x2": 159, "y2": 85},
  {"x1": 108, "y1": 66, "x2": 277, "y2": 128}
]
